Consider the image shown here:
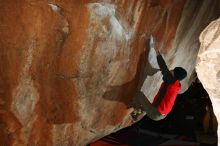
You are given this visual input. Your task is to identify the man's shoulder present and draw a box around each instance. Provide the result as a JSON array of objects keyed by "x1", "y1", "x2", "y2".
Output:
[{"x1": 169, "y1": 80, "x2": 181, "y2": 91}]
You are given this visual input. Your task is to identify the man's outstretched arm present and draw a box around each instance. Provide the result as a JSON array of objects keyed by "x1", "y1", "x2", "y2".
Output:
[{"x1": 155, "y1": 49, "x2": 174, "y2": 83}]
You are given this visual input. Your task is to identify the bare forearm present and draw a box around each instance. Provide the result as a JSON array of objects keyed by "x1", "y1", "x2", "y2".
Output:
[{"x1": 157, "y1": 54, "x2": 168, "y2": 71}]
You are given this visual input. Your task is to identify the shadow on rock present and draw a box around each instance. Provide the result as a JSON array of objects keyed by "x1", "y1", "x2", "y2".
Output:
[{"x1": 102, "y1": 39, "x2": 159, "y2": 109}]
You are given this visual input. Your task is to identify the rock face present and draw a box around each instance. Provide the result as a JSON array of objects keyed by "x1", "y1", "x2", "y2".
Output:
[
  {"x1": 196, "y1": 18, "x2": 220, "y2": 145},
  {"x1": 0, "y1": 0, "x2": 219, "y2": 145}
]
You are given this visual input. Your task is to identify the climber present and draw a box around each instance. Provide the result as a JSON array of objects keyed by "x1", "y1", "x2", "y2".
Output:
[{"x1": 132, "y1": 36, "x2": 187, "y2": 121}]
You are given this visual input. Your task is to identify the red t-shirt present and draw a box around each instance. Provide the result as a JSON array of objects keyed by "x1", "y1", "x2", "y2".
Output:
[{"x1": 153, "y1": 80, "x2": 181, "y2": 115}]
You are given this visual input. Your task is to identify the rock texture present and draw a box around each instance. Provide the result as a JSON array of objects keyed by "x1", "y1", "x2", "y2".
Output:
[
  {"x1": 196, "y1": 18, "x2": 220, "y2": 145},
  {"x1": 0, "y1": 0, "x2": 219, "y2": 145}
]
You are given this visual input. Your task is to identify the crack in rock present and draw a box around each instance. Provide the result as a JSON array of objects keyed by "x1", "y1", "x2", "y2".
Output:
[{"x1": 55, "y1": 74, "x2": 90, "y2": 80}]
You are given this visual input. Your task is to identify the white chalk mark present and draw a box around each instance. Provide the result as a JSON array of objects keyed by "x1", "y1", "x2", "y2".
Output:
[
  {"x1": 12, "y1": 39, "x2": 39, "y2": 125},
  {"x1": 88, "y1": 3, "x2": 132, "y2": 45},
  {"x1": 48, "y1": 3, "x2": 62, "y2": 13}
]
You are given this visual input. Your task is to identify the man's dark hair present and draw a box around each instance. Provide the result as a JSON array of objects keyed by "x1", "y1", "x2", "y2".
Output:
[{"x1": 174, "y1": 67, "x2": 187, "y2": 81}]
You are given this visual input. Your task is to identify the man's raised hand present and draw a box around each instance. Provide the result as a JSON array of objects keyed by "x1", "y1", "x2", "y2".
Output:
[{"x1": 150, "y1": 35, "x2": 160, "y2": 55}]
